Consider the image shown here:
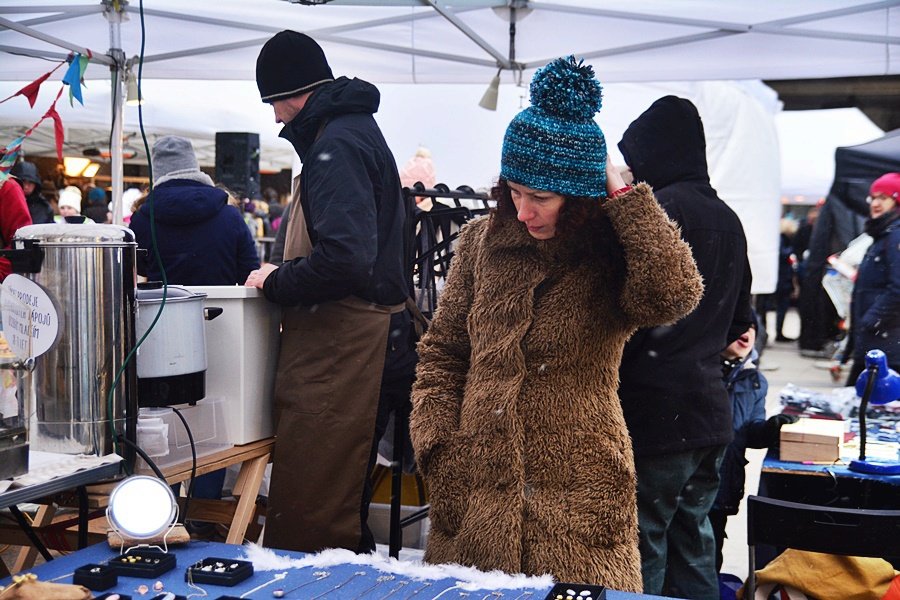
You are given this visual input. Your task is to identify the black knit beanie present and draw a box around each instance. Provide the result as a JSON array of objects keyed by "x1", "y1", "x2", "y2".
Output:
[{"x1": 256, "y1": 30, "x2": 334, "y2": 103}]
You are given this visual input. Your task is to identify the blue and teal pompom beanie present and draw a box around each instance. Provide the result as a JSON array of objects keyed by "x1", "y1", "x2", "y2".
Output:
[{"x1": 500, "y1": 56, "x2": 606, "y2": 198}]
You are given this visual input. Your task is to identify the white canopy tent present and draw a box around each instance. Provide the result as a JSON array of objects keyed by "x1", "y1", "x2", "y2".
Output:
[{"x1": 1, "y1": 0, "x2": 898, "y2": 292}]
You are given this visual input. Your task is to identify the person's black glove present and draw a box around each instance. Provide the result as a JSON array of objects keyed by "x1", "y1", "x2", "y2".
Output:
[{"x1": 765, "y1": 413, "x2": 799, "y2": 447}]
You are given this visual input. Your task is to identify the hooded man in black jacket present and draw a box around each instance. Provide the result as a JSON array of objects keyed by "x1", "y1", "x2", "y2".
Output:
[
  {"x1": 10, "y1": 161, "x2": 54, "y2": 224},
  {"x1": 247, "y1": 31, "x2": 417, "y2": 555},
  {"x1": 617, "y1": 96, "x2": 753, "y2": 599}
]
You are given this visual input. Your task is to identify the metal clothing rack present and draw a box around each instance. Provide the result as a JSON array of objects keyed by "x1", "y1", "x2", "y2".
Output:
[{"x1": 387, "y1": 183, "x2": 492, "y2": 558}]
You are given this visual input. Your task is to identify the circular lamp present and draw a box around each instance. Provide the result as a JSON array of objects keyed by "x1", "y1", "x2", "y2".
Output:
[{"x1": 107, "y1": 475, "x2": 178, "y2": 548}]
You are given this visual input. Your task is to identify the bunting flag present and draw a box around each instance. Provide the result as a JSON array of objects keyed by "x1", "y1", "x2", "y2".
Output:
[
  {"x1": 0, "y1": 85, "x2": 67, "y2": 186},
  {"x1": 0, "y1": 135, "x2": 26, "y2": 186},
  {"x1": 0, "y1": 61, "x2": 65, "y2": 107},
  {"x1": 62, "y1": 53, "x2": 90, "y2": 106}
]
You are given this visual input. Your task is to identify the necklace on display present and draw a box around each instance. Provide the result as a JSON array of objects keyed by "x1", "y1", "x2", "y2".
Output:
[
  {"x1": 309, "y1": 571, "x2": 367, "y2": 600},
  {"x1": 377, "y1": 579, "x2": 410, "y2": 599},
  {"x1": 480, "y1": 592, "x2": 504, "y2": 600},
  {"x1": 350, "y1": 574, "x2": 395, "y2": 599},
  {"x1": 271, "y1": 570, "x2": 330, "y2": 598},
  {"x1": 510, "y1": 593, "x2": 534, "y2": 600},
  {"x1": 429, "y1": 584, "x2": 463, "y2": 599},
  {"x1": 404, "y1": 581, "x2": 433, "y2": 599},
  {"x1": 239, "y1": 571, "x2": 287, "y2": 598}
]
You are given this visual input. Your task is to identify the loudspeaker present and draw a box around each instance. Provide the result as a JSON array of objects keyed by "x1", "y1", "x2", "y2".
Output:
[{"x1": 215, "y1": 132, "x2": 260, "y2": 200}]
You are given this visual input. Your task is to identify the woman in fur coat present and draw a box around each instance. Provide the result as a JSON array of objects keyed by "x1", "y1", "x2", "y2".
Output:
[{"x1": 410, "y1": 56, "x2": 704, "y2": 592}]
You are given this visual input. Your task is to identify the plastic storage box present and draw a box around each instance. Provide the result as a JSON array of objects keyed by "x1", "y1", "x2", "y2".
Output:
[
  {"x1": 136, "y1": 399, "x2": 230, "y2": 472},
  {"x1": 185, "y1": 286, "x2": 279, "y2": 445}
]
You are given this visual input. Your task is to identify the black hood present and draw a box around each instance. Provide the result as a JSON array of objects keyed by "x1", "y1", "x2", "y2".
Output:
[
  {"x1": 618, "y1": 95, "x2": 710, "y2": 189},
  {"x1": 280, "y1": 76, "x2": 381, "y2": 160}
]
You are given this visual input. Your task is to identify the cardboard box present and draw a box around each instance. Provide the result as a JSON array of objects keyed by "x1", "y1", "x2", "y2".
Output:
[{"x1": 779, "y1": 418, "x2": 845, "y2": 462}]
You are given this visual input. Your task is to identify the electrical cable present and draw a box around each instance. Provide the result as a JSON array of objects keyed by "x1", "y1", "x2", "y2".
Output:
[
  {"x1": 104, "y1": 0, "x2": 169, "y2": 477},
  {"x1": 115, "y1": 434, "x2": 166, "y2": 482},
  {"x1": 170, "y1": 406, "x2": 197, "y2": 527}
]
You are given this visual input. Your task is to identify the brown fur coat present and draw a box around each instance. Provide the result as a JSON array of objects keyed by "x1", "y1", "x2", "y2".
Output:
[{"x1": 410, "y1": 184, "x2": 703, "y2": 591}]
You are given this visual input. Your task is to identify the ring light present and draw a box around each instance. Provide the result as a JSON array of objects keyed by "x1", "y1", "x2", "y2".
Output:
[{"x1": 107, "y1": 475, "x2": 178, "y2": 542}]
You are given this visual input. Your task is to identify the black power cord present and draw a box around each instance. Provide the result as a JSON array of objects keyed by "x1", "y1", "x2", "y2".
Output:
[{"x1": 170, "y1": 406, "x2": 198, "y2": 527}]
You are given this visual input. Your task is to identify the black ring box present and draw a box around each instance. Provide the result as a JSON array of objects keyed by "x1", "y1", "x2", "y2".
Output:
[
  {"x1": 73, "y1": 563, "x2": 117, "y2": 591},
  {"x1": 544, "y1": 583, "x2": 607, "y2": 600},
  {"x1": 109, "y1": 549, "x2": 177, "y2": 578},
  {"x1": 185, "y1": 557, "x2": 253, "y2": 586},
  {"x1": 150, "y1": 595, "x2": 187, "y2": 600}
]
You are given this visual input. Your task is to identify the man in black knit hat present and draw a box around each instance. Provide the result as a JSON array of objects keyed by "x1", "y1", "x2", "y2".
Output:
[{"x1": 246, "y1": 30, "x2": 417, "y2": 555}]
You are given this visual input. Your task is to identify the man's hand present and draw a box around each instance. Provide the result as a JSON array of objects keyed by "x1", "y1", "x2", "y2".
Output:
[{"x1": 245, "y1": 263, "x2": 278, "y2": 289}]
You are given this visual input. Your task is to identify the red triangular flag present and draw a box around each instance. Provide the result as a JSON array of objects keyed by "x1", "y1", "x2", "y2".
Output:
[
  {"x1": 15, "y1": 72, "x2": 52, "y2": 107},
  {"x1": 41, "y1": 87, "x2": 65, "y2": 161},
  {"x1": 0, "y1": 62, "x2": 63, "y2": 107}
]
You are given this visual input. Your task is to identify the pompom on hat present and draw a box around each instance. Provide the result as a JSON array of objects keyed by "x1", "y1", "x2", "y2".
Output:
[
  {"x1": 870, "y1": 172, "x2": 900, "y2": 199},
  {"x1": 256, "y1": 30, "x2": 334, "y2": 104},
  {"x1": 500, "y1": 56, "x2": 607, "y2": 198}
]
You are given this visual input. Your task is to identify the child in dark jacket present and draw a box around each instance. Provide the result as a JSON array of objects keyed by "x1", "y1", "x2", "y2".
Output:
[{"x1": 709, "y1": 320, "x2": 798, "y2": 572}]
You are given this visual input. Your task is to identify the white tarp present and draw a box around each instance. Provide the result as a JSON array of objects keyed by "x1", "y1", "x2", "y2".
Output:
[
  {"x1": 5, "y1": 0, "x2": 894, "y2": 293},
  {"x1": 1, "y1": 1, "x2": 897, "y2": 83}
]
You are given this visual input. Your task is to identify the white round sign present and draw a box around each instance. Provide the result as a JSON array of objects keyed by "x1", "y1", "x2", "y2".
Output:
[{"x1": 1, "y1": 274, "x2": 61, "y2": 359}]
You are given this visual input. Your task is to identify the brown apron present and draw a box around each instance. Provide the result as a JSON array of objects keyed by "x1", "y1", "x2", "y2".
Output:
[{"x1": 264, "y1": 173, "x2": 405, "y2": 553}]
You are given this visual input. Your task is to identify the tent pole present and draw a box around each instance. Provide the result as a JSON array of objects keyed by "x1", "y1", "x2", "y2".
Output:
[{"x1": 106, "y1": 3, "x2": 126, "y2": 226}]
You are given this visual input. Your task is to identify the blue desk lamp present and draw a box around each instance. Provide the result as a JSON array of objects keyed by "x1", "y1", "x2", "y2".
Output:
[{"x1": 848, "y1": 349, "x2": 900, "y2": 475}]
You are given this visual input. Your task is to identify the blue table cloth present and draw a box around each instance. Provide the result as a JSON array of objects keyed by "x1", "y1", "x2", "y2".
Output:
[{"x1": 1, "y1": 541, "x2": 678, "y2": 599}]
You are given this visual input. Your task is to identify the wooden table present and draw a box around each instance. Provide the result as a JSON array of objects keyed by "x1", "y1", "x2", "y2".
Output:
[
  {"x1": 5, "y1": 438, "x2": 274, "y2": 574},
  {"x1": 153, "y1": 437, "x2": 274, "y2": 545}
]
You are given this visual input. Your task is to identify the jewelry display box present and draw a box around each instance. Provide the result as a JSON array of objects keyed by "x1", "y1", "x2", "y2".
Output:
[
  {"x1": 544, "y1": 583, "x2": 607, "y2": 600},
  {"x1": 185, "y1": 557, "x2": 254, "y2": 586},
  {"x1": 73, "y1": 563, "x2": 118, "y2": 591},
  {"x1": 109, "y1": 549, "x2": 177, "y2": 578}
]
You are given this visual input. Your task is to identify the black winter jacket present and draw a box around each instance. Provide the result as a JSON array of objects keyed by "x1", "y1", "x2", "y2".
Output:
[
  {"x1": 617, "y1": 95, "x2": 754, "y2": 457},
  {"x1": 25, "y1": 191, "x2": 55, "y2": 225},
  {"x1": 263, "y1": 77, "x2": 409, "y2": 307},
  {"x1": 130, "y1": 180, "x2": 260, "y2": 285}
]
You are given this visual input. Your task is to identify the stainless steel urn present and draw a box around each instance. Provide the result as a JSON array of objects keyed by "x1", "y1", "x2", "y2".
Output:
[{"x1": 8, "y1": 224, "x2": 137, "y2": 456}]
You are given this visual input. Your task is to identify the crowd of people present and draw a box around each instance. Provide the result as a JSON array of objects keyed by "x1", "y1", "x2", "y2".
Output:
[{"x1": 1, "y1": 28, "x2": 897, "y2": 600}]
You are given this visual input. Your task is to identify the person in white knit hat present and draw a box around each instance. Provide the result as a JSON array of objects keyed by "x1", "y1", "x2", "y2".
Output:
[
  {"x1": 57, "y1": 186, "x2": 82, "y2": 216},
  {"x1": 54, "y1": 186, "x2": 93, "y2": 223}
]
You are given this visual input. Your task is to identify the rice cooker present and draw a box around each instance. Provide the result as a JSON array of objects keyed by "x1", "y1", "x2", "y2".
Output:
[{"x1": 135, "y1": 283, "x2": 222, "y2": 407}]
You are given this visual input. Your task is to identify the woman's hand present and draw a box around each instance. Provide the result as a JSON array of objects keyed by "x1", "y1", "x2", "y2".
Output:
[
  {"x1": 605, "y1": 156, "x2": 628, "y2": 197},
  {"x1": 245, "y1": 263, "x2": 278, "y2": 289}
]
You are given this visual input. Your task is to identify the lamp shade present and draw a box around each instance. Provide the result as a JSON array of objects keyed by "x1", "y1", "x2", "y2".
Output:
[
  {"x1": 478, "y1": 73, "x2": 500, "y2": 111},
  {"x1": 855, "y1": 349, "x2": 900, "y2": 405}
]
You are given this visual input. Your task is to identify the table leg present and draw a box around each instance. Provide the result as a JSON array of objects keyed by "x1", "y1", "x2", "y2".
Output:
[
  {"x1": 8, "y1": 506, "x2": 54, "y2": 563},
  {"x1": 226, "y1": 454, "x2": 268, "y2": 545},
  {"x1": 76, "y1": 486, "x2": 89, "y2": 549},
  {"x1": 12, "y1": 504, "x2": 57, "y2": 572}
]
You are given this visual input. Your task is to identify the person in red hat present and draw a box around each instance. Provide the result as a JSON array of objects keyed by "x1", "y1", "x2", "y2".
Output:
[{"x1": 844, "y1": 172, "x2": 900, "y2": 384}]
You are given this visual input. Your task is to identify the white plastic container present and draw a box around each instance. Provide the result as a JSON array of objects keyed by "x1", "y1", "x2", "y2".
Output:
[
  {"x1": 185, "y1": 286, "x2": 280, "y2": 445},
  {"x1": 135, "y1": 400, "x2": 230, "y2": 472}
]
